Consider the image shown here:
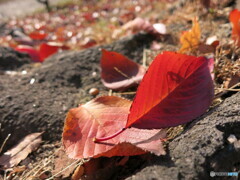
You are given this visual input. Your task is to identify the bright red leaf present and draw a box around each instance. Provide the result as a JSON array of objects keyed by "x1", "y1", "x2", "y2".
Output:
[
  {"x1": 39, "y1": 42, "x2": 69, "y2": 60},
  {"x1": 100, "y1": 49, "x2": 146, "y2": 90},
  {"x1": 229, "y1": 9, "x2": 240, "y2": 46},
  {"x1": 29, "y1": 31, "x2": 48, "y2": 40},
  {"x1": 62, "y1": 96, "x2": 166, "y2": 159},
  {"x1": 15, "y1": 45, "x2": 42, "y2": 62},
  {"x1": 126, "y1": 51, "x2": 214, "y2": 128}
]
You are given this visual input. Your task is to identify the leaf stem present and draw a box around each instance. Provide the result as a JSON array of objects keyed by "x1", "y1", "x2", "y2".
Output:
[{"x1": 93, "y1": 128, "x2": 126, "y2": 142}]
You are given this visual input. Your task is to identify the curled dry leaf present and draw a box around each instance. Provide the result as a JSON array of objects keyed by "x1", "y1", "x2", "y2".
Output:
[
  {"x1": 206, "y1": 36, "x2": 219, "y2": 47},
  {"x1": 126, "y1": 51, "x2": 214, "y2": 129},
  {"x1": 229, "y1": 9, "x2": 240, "y2": 46},
  {"x1": 179, "y1": 18, "x2": 201, "y2": 53},
  {"x1": 62, "y1": 96, "x2": 166, "y2": 159},
  {"x1": 53, "y1": 147, "x2": 77, "y2": 179},
  {"x1": 100, "y1": 49, "x2": 146, "y2": 90},
  {"x1": 198, "y1": 36, "x2": 219, "y2": 54},
  {"x1": 0, "y1": 132, "x2": 43, "y2": 168}
]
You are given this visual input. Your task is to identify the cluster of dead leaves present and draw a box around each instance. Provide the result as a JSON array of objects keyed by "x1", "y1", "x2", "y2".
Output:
[{"x1": 0, "y1": 0, "x2": 168, "y2": 62}]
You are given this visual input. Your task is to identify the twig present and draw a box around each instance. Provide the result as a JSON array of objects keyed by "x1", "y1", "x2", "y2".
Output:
[
  {"x1": 214, "y1": 82, "x2": 240, "y2": 99},
  {"x1": 0, "y1": 134, "x2": 11, "y2": 154},
  {"x1": 142, "y1": 48, "x2": 147, "y2": 68},
  {"x1": 114, "y1": 67, "x2": 130, "y2": 79},
  {"x1": 108, "y1": 89, "x2": 112, "y2": 96},
  {"x1": 113, "y1": 92, "x2": 136, "y2": 95}
]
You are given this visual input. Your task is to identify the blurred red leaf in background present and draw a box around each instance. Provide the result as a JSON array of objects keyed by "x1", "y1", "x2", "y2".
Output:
[
  {"x1": 15, "y1": 45, "x2": 42, "y2": 62},
  {"x1": 39, "y1": 42, "x2": 69, "y2": 60},
  {"x1": 229, "y1": 9, "x2": 240, "y2": 46},
  {"x1": 29, "y1": 31, "x2": 48, "y2": 40}
]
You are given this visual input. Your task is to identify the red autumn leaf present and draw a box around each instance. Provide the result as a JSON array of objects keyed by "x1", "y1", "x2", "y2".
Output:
[
  {"x1": 100, "y1": 49, "x2": 146, "y2": 90},
  {"x1": 39, "y1": 42, "x2": 69, "y2": 61},
  {"x1": 82, "y1": 12, "x2": 95, "y2": 22},
  {"x1": 126, "y1": 51, "x2": 214, "y2": 129},
  {"x1": 15, "y1": 45, "x2": 42, "y2": 62},
  {"x1": 229, "y1": 9, "x2": 240, "y2": 46},
  {"x1": 62, "y1": 96, "x2": 166, "y2": 159},
  {"x1": 29, "y1": 31, "x2": 48, "y2": 40}
]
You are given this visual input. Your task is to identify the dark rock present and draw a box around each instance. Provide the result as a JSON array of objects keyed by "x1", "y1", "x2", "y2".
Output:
[
  {"x1": 0, "y1": 46, "x2": 31, "y2": 70},
  {"x1": 0, "y1": 33, "x2": 154, "y2": 150},
  {"x1": 126, "y1": 92, "x2": 240, "y2": 180}
]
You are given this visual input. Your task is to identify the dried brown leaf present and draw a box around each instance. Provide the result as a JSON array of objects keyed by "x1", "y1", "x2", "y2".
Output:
[
  {"x1": 52, "y1": 147, "x2": 77, "y2": 179},
  {"x1": 0, "y1": 132, "x2": 43, "y2": 168}
]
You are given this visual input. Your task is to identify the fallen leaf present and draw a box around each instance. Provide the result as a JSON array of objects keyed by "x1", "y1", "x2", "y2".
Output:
[
  {"x1": 15, "y1": 45, "x2": 42, "y2": 62},
  {"x1": 101, "y1": 49, "x2": 146, "y2": 90},
  {"x1": 39, "y1": 42, "x2": 69, "y2": 61},
  {"x1": 29, "y1": 31, "x2": 48, "y2": 40},
  {"x1": 52, "y1": 147, "x2": 78, "y2": 179},
  {"x1": 229, "y1": 9, "x2": 240, "y2": 46},
  {"x1": 179, "y1": 18, "x2": 201, "y2": 53},
  {"x1": 198, "y1": 36, "x2": 219, "y2": 54},
  {"x1": 71, "y1": 165, "x2": 84, "y2": 180},
  {"x1": 198, "y1": 44, "x2": 215, "y2": 54},
  {"x1": 62, "y1": 96, "x2": 166, "y2": 159},
  {"x1": 206, "y1": 35, "x2": 218, "y2": 46},
  {"x1": 0, "y1": 132, "x2": 43, "y2": 168},
  {"x1": 126, "y1": 51, "x2": 214, "y2": 128}
]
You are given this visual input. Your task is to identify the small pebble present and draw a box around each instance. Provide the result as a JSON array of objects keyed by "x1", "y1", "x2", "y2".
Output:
[
  {"x1": 89, "y1": 88, "x2": 99, "y2": 96},
  {"x1": 21, "y1": 70, "x2": 27, "y2": 75},
  {"x1": 92, "y1": 71, "x2": 97, "y2": 77},
  {"x1": 227, "y1": 134, "x2": 237, "y2": 144},
  {"x1": 30, "y1": 78, "x2": 35, "y2": 84}
]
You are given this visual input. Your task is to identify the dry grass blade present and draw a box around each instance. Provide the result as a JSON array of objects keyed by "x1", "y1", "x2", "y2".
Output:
[
  {"x1": 0, "y1": 134, "x2": 11, "y2": 154},
  {"x1": 47, "y1": 159, "x2": 88, "y2": 180}
]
